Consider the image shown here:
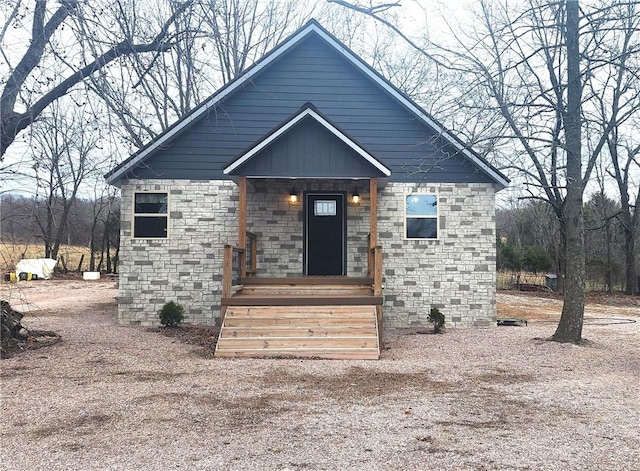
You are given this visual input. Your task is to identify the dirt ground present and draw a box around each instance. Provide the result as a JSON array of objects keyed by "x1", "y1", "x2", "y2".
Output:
[{"x1": 1, "y1": 279, "x2": 639, "y2": 470}]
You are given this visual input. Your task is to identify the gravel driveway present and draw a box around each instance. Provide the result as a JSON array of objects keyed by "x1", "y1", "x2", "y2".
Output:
[{"x1": 1, "y1": 280, "x2": 639, "y2": 470}]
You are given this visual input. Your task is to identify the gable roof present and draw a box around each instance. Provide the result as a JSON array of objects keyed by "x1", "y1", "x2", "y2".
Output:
[
  {"x1": 224, "y1": 103, "x2": 391, "y2": 178},
  {"x1": 105, "y1": 19, "x2": 509, "y2": 189}
]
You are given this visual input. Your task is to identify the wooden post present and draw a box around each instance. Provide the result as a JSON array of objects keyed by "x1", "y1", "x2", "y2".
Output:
[
  {"x1": 376, "y1": 305, "x2": 383, "y2": 352},
  {"x1": 368, "y1": 178, "x2": 378, "y2": 277},
  {"x1": 238, "y1": 176, "x2": 247, "y2": 279},
  {"x1": 373, "y1": 246, "x2": 383, "y2": 296},
  {"x1": 367, "y1": 235, "x2": 373, "y2": 277},
  {"x1": 249, "y1": 233, "x2": 257, "y2": 275},
  {"x1": 373, "y1": 245, "x2": 383, "y2": 351},
  {"x1": 369, "y1": 178, "x2": 378, "y2": 249},
  {"x1": 222, "y1": 244, "x2": 233, "y2": 319}
]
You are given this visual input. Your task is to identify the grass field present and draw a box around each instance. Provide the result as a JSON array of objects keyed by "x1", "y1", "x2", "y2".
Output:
[
  {"x1": 1, "y1": 242, "x2": 96, "y2": 272},
  {"x1": 497, "y1": 271, "x2": 547, "y2": 289},
  {"x1": 496, "y1": 270, "x2": 623, "y2": 292}
]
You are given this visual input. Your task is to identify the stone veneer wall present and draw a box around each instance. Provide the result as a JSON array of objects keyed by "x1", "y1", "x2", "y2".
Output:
[
  {"x1": 118, "y1": 179, "x2": 496, "y2": 328},
  {"x1": 118, "y1": 180, "x2": 237, "y2": 326},
  {"x1": 378, "y1": 182, "x2": 497, "y2": 328}
]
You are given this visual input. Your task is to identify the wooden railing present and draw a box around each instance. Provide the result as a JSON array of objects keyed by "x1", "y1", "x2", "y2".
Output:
[
  {"x1": 222, "y1": 243, "x2": 243, "y2": 290},
  {"x1": 369, "y1": 243, "x2": 383, "y2": 348},
  {"x1": 367, "y1": 234, "x2": 383, "y2": 291},
  {"x1": 221, "y1": 232, "x2": 257, "y2": 320},
  {"x1": 245, "y1": 232, "x2": 257, "y2": 276},
  {"x1": 367, "y1": 234, "x2": 372, "y2": 277},
  {"x1": 371, "y1": 245, "x2": 383, "y2": 296}
]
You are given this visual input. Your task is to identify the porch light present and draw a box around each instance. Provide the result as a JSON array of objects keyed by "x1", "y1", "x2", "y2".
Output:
[
  {"x1": 351, "y1": 189, "x2": 360, "y2": 204},
  {"x1": 289, "y1": 188, "x2": 298, "y2": 204}
]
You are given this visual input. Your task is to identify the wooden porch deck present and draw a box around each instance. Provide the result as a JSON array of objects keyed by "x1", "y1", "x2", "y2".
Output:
[{"x1": 215, "y1": 277, "x2": 383, "y2": 359}]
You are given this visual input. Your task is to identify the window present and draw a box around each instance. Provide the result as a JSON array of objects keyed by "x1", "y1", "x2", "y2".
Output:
[
  {"x1": 314, "y1": 200, "x2": 336, "y2": 216},
  {"x1": 134, "y1": 192, "x2": 168, "y2": 238},
  {"x1": 405, "y1": 193, "x2": 438, "y2": 239}
]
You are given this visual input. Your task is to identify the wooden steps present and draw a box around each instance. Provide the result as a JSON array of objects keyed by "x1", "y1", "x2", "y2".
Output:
[
  {"x1": 215, "y1": 305, "x2": 380, "y2": 360},
  {"x1": 215, "y1": 277, "x2": 382, "y2": 360}
]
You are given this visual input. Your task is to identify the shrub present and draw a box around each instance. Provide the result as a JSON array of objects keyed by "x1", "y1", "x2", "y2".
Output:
[
  {"x1": 158, "y1": 301, "x2": 184, "y2": 327},
  {"x1": 428, "y1": 307, "x2": 445, "y2": 334}
]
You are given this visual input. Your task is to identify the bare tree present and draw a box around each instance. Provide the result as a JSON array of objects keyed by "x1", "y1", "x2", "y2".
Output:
[
  {"x1": 30, "y1": 99, "x2": 103, "y2": 260},
  {"x1": 608, "y1": 139, "x2": 640, "y2": 294},
  {"x1": 85, "y1": 0, "x2": 210, "y2": 149},
  {"x1": 200, "y1": 0, "x2": 313, "y2": 84},
  {"x1": 583, "y1": 1, "x2": 640, "y2": 295},
  {"x1": 0, "y1": 0, "x2": 196, "y2": 157},
  {"x1": 554, "y1": 0, "x2": 584, "y2": 341}
]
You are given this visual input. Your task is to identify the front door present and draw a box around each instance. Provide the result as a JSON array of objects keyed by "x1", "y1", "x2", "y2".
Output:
[{"x1": 305, "y1": 193, "x2": 346, "y2": 275}]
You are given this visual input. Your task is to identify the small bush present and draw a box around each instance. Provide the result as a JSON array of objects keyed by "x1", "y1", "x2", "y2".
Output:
[
  {"x1": 158, "y1": 301, "x2": 184, "y2": 327},
  {"x1": 428, "y1": 307, "x2": 445, "y2": 334}
]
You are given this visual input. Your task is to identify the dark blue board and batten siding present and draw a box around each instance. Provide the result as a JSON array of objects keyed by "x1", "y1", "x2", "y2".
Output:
[
  {"x1": 234, "y1": 117, "x2": 384, "y2": 178},
  {"x1": 123, "y1": 34, "x2": 495, "y2": 184}
]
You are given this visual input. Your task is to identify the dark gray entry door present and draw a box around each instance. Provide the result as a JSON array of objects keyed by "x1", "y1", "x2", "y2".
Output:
[{"x1": 305, "y1": 193, "x2": 346, "y2": 275}]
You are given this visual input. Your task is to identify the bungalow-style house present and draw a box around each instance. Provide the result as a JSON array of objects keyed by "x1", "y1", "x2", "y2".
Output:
[{"x1": 106, "y1": 20, "x2": 509, "y2": 359}]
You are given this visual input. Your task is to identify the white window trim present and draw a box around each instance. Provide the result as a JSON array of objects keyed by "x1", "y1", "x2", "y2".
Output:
[
  {"x1": 404, "y1": 192, "x2": 439, "y2": 241},
  {"x1": 133, "y1": 191, "x2": 170, "y2": 239}
]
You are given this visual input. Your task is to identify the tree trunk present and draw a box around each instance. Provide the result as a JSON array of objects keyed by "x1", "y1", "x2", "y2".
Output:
[
  {"x1": 624, "y1": 227, "x2": 638, "y2": 295},
  {"x1": 556, "y1": 218, "x2": 566, "y2": 294},
  {"x1": 105, "y1": 226, "x2": 112, "y2": 274},
  {"x1": 552, "y1": 0, "x2": 584, "y2": 342},
  {"x1": 112, "y1": 242, "x2": 120, "y2": 274},
  {"x1": 89, "y1": 231, "x2": 97, "y2": 272},
  {"x1": 605, "y1": 221, "x2": 613, "y2": 294}
]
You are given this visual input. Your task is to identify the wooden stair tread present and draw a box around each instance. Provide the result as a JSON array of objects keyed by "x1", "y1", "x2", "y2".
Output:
[
  {"x1": 215, "y1": 350, "x2": 379, "y2": 360},
  {"x1": 242, "y1": 277, "x2": 373, "y2": 285},
  {"x1": 225, "y1": 312, "x2": 376, "y2": 318},
  {"x1": 223, "y1": 319, "x2": 376, "y2": 328},
  {"x1": 221, "y1": 328, "x2": 377, "y2": 337},
  {"x1": 239, "y1": 288, "x2": 373, "y2": 296},
  {"x1": 217, "y1": 339, "x2": 378, "y2": 348},
  {"x1": 222, "y1": 296, "x2": 384, "y2": 306},
  {"x1": 225, "y1": 306, "x2": 375, "y2": 311}
]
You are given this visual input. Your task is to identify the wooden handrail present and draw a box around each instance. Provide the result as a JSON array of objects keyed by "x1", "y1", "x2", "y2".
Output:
[
  {"x1": 246, "y1": 231, "x2": 257, "y2": 276},
  {"x1": 222, "y1": 246, "x2": 244, "y2": 306},
  {"x1": 221, "y1": 245, "x2": 233, "y2": 320},
  {"x1": 367, "y1": 234, "x2": 371, "y2": 277},
  {"x1": 372, "y1": 245, "x2": 383, "y2": 296},
  {"x1": 369, "y1": 243, "x2": 384, "y2": 348}
]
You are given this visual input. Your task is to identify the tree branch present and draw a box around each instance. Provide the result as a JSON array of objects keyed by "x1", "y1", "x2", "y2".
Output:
[
  {"x1": 1, "y1": 0, "x2": 194, "y2": 158},
  {"x1": 327, "y1": 0, "x2": 447, "y2": 69},
  {"x1": 1, "y1": 1, "x2": 78, "y2": 117}
]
